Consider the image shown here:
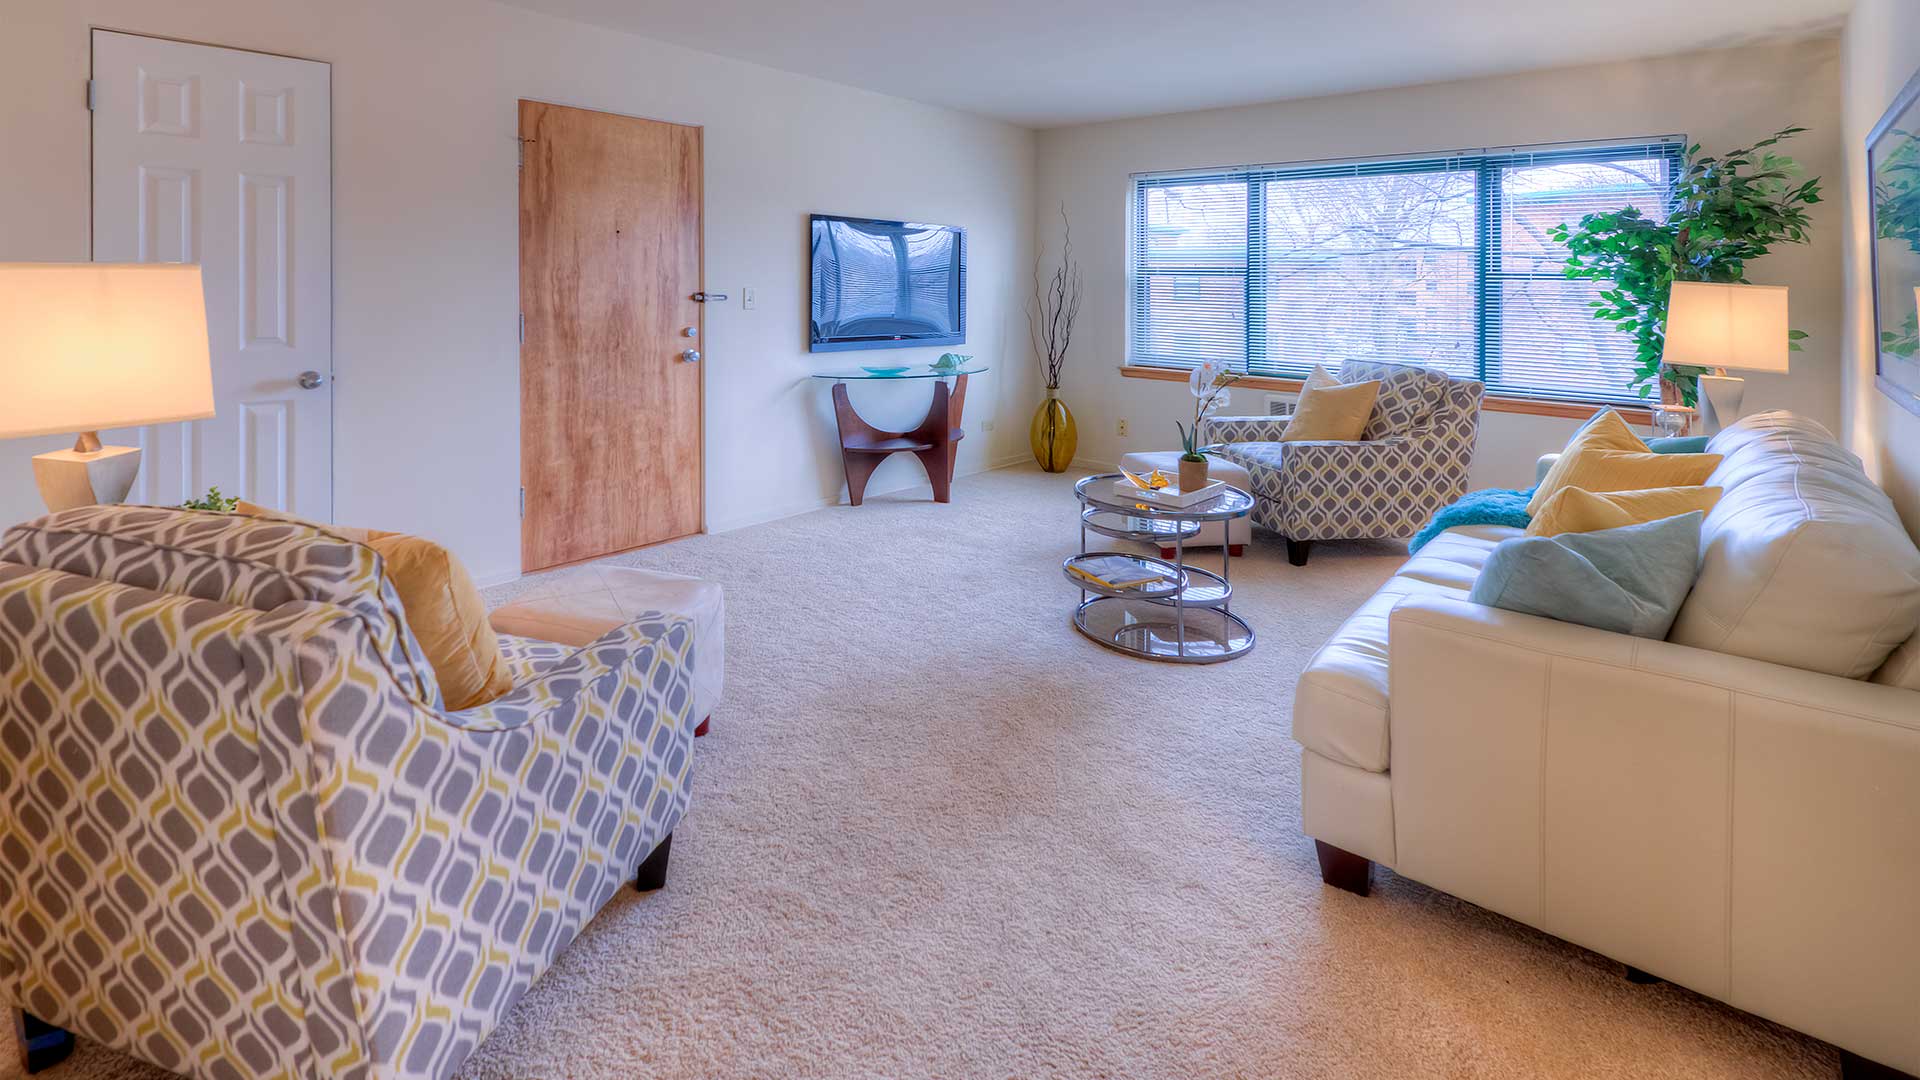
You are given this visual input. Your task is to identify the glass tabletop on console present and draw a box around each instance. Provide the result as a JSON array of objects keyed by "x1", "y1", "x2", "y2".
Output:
[{"x1": 811, "y1": 364, "x2": 989, "y2": 380}]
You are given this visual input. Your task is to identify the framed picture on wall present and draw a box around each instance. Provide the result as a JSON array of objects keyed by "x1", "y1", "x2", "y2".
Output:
[{"x1": 1870, "y1": 63, "x2": 1920, "y2": 418}]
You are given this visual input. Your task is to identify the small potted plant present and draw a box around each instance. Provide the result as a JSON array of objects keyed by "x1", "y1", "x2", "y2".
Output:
[
  {"x1": 1175, "y1": 359, "x2": 1236, "y2": 491},
  {"x1": 181, "y1": 486, "x2": 239, "y2": 512}
]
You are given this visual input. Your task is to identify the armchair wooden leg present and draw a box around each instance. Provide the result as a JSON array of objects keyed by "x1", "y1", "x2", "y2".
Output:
[
  {"x1": 1314, "y1": 840, "x2": 1370, "y2": 897},
  {"x1": 1286, "y1": 539, "x2": 1313, "y2": 567},
  {"x1": 634, "y1": 833, "x2": 672, "y2": 892},
  {"x1": 16, "y1": 1011, "x2": 75, "y2": 1074},
  {"x1": 693, "y1": 715, "x2": 710, "y2": 737},
  {"x1": 1842, "y1": 1050, "x2": 1920, "y2": 1080},
  {"x1": 1228, "y1": 544, "x2": 1245, "y2": 557},
  {"x1": 1624, "y1": 964, "x2": 1661, "y2": 985}
]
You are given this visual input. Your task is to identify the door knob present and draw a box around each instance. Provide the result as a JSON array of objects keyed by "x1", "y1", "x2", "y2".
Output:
[
  {"x1": 681, "y1": 350, "x2": 702, "y2": 363},
  {"x1": 298, "y1": 370, "x2": 326, "y2": 390}
]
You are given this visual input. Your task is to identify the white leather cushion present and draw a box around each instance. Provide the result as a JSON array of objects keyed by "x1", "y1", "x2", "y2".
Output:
[
  {"x1": 1292, "y1": 574, "x2": 1471, "y2": 773},
  {"x1": 1396, "y1": 525, "x2": 1516, "y2": 591},
  {"x1": 1872, "y1": 634, "x2": 1920, "y2": 691},
  {"x1": 1669, "y1": 412, "x2": 1920, "y2": 678}
]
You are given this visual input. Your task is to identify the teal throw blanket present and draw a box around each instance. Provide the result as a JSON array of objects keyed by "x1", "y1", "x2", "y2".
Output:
[{"x1": 1409, "y1": 486, "x2": 1535, "y2": 553}]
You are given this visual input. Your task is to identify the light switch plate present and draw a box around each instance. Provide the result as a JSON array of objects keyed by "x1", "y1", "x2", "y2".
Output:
[{"x1": 742, "y1": 287, "x2": 756, "y2": 310}]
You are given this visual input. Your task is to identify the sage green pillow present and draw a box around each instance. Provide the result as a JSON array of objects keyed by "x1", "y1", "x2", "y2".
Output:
[{"x1": 1468, "y1": 511, "x2": 1705, "y2": 638}]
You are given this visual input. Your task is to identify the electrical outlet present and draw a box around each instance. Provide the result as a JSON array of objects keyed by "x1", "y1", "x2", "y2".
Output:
[
  {"x1": 1116, "y1": 418, "x2": 1129, "y2": 438},
  {"x1": 981, "y1": 419, "x2": 996, "y2": 432},
  {"x1": 742, "y1": 287, "x2": 756, "y2": 310}
]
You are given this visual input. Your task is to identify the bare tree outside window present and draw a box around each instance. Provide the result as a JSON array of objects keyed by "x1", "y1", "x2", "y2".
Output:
[{"x1": 1130, "y1": 145, "x2": 1678, "y2": 404}]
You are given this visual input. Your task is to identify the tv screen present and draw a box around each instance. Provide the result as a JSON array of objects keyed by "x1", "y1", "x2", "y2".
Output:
[{"x1": 810, "y1": 214, "x2": 966, "y2": 352}]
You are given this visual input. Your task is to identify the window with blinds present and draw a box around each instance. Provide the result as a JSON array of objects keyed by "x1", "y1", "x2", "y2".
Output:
[{"x1": 1129, "y1": 139, "x2": 1684, "y2": 404}]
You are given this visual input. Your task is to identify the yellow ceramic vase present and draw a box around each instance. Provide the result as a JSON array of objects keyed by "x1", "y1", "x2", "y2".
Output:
[{"x1": 1030, "y1": 391, "x2": 1077, "y2": 472}]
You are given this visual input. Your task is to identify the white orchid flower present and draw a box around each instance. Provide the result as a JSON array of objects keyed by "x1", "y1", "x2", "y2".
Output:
[
  {"x1": 1189, "y1": 359, "x2": 1225, "y2": 397},
  {"x1": 1205, "y1": 388, "x2": 1232, "y2": 414}
]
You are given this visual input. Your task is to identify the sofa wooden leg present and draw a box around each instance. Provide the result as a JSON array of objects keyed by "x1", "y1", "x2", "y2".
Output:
[
  {"x1": 1842, "y1": 1050, "x2": 1920, "y2": 1080},
  {"x1": 16, "y1": 1011, "x2": 75, "y2": 1074},
  {"x1": 634, "y1": 833, "x2": 672, "y2": 892},
  {"x1": 1287, "y1": 539, "x2": 1313, "y2": 567},
  {"x1": 1624, "y1": 965, "x2": 1661, "y2": 985},
  {"x1": 1313, "y1": 840, "x2": 1370, "y2": 897},
  {"x1": 693, "y1": 715, "x2": 710, "y2": 738},
  {"x1": 1158, "y1": 546, "x2": 1175, "y2": 560},
  {"x1": 1228, "y1": 544, "x2": 1245, "y2": 557}
]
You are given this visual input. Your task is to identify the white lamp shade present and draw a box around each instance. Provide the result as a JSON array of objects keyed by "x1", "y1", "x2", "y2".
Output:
[
  {"x1": 1661, "y1": 281, "x2": 1790, "y2": 374},
  {"x1": 0, "y1": 262, "x2": 214, "y2": 439}
]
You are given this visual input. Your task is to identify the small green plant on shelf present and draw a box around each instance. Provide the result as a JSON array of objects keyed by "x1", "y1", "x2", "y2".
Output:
[
  {"x1": 181, "y1": 486, "x2": 239, "y2": 512},
  {"x1": 1550, "y1": 126, "x2": 1821, "y2": 405}
]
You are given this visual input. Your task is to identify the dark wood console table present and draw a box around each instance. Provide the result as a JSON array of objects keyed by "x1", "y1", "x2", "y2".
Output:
[{"x1": 812, "y1": 364, "x2": 988, "y2": 505}]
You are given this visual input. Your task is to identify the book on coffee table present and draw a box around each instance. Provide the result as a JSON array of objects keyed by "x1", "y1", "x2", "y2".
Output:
[
  {"x1": 1111, "y1": 477, "x2": 1226, "y2": 509},
  {"x1": 1066, "y1": 554, "x2": 1176, "y2": 592}
]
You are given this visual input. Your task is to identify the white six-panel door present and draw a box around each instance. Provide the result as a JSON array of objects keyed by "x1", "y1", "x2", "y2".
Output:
[{"x1": 91, "y1": 30, "x2": 332, "y2": 517}]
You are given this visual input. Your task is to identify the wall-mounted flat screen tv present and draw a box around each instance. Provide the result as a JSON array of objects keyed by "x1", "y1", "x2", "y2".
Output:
[{"x1": 810, "y1": 213, "x2": 966, "y2": 352}]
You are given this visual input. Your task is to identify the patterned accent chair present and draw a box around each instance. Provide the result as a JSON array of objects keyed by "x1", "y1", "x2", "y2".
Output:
[
  {"x1": 0, "y1": 506, "x2": 697, "y2": 1079},
  {"x1": 1199, "y1": 360, "x2": 1484, "y2": 565}
]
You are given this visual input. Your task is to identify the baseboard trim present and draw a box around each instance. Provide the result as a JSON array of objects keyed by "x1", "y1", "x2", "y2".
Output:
[
  {"x1": 706, "y1": 457, "x2": 1020, "y2": 535},
  {"x1": 481, "y1": 454, "x2": 1092, "y2": 588}
]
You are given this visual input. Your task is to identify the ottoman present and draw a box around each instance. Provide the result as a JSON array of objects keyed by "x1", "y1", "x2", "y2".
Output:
[
  {"x1": 490, "y1": 566, "x2": 725, "y2": 735},
  {"x1": 1118, "y1": 450, "x2": 1253, "y2": 557}
]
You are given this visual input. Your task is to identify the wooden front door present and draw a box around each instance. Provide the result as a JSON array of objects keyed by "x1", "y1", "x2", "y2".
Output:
[{"x1": 519, "y1": 100, "x2": 703, "y2": 572}]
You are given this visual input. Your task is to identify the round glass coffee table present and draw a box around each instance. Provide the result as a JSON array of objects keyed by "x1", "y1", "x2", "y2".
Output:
[{"x1": 1067, "y1": 473, "x2": 1255, "y2": 663}]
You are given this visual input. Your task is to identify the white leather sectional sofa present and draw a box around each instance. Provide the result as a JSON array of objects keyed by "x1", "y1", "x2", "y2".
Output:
[{"x1": 1291, "y1": 412, "x2": 1920, "y2": 1077}]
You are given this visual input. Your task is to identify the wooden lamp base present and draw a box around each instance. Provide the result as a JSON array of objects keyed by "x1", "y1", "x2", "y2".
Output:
[{"x1": 31, "y1": 439, "x2": 142, "y2": 513}]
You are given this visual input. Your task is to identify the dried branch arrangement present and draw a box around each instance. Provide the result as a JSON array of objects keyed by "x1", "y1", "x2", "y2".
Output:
[{"x1": 1029, "y1": 205, "x2": 1083, "y2": 391}]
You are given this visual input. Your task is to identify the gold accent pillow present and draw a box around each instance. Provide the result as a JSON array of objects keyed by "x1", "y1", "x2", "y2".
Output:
[
  {"x1": 1281, "y1": 369, "x2": 1380, "y2": 443},
  {"x1": 1527, "y1": 485, "x2": 1725, "y2": 538},
  {"x1": 1528, "y1": 411, "x2": 1720, "y2": 514},
  {"x1": 236, "y1": 502, "x2": 513, "y2": 710}
]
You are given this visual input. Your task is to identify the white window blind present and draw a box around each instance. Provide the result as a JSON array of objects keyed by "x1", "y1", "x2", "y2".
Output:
[{"x1": 1129, "y1": 139, "x2": 1683, "y2": 405}]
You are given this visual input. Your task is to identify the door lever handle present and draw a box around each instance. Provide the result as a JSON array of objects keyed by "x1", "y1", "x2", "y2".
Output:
[{"x1": 691, "y1": 292, "x2": 728, "y2": 303}]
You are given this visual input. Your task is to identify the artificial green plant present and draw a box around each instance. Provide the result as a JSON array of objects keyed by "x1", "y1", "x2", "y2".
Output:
[
  {"x1": 1550, "y1": 126, "x2": 1822, "y2": 404},
  {"x1": 181, "y1": 486, "x2": 239, "y2": 512}
]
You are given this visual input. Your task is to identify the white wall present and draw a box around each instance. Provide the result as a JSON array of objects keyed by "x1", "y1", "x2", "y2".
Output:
[
  {"x1": 0, "y1": 0, "x2": 1038, "y2": 584},
  {"x1": 1841, "y1": 0, "x2": 1920, "y2": 539},
  {"x1": 1036, "y1": 37, "x2": 1844, "y2": 490}
]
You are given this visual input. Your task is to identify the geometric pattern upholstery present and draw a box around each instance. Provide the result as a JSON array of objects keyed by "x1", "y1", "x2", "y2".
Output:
[
  {"x1": 1354, "y1": 359, "x2": 1451, "y2": 442},
  {"x1": 497, "y1": 632, "x2": 576, "y2": 685},
  {"x1": 0, "y1": 507, "x2": 696, "y2": 1079},
  {"x1": 1203, "y1": 360, "x2": 1484, "y2": 543},
  {"x1": 0, "y1": 505, "x2": 447, "y2": 712}
]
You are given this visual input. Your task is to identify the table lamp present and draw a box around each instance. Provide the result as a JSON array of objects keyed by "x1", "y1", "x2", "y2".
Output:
[
  {"x1": 1660, "y1": 281, "x2": 1789, "y2": 435},
  {"x1": 0, "y1": 263, "x2": 214, "y2": 512}
]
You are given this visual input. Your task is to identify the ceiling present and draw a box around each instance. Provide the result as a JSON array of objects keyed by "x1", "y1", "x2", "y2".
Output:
[{"x1": 497, "y1": 0, "x2": 1848, "y2": 128}]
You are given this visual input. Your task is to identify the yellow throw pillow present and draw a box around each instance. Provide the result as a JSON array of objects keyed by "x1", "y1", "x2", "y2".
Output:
[
  {"x1": 235, "y1": 502, "x2": 513, "y2": 710},
  {"x1": 1528, "y1": 412, "x2": 1721, "y2": 515},
  {"x1": 235, "y1": 499, "x2": 373, "y2": 543},
  {"x1": 1529, "y1": 448, "x2": 1722, "y2": 516},
  {"x1": 1527, "y1": 485, "x2": 1725, "y2": 538},
  {"x1": 1527, "y1": 410, "x2": 1651, "y2": 514},
  {"x1": 360, "y1": 531, "x2": 514, "y2": 710},
  {"x1": 1281, "y1": 374, "x2": 1380, "y2": 443}
]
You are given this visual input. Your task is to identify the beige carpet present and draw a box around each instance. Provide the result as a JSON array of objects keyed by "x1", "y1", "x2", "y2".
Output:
[{"x1": 16, "y1": 465, "x2": 1830, "y2": 1079}]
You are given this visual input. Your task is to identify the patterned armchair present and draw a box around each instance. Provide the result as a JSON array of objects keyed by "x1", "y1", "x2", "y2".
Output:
[
  {"x1": 0, "y1": 506, "x2": 696, "y2": 1079},
  {"x1": 1200, "y1": 359, "x2": 1483, "y2": 565}
]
